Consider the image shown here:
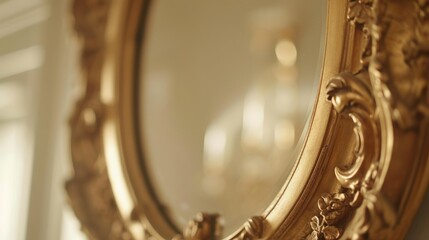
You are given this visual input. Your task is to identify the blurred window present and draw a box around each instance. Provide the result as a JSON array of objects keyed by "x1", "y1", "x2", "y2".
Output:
[{"x1": 0, "y1": 0, "x2": 85, "y2": 239}]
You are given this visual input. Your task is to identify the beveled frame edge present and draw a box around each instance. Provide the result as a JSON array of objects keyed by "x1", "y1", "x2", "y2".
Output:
[
  {"x1": 66, "y1": 0, "x2": 429, "y2": 239},
  {"x1": 114, "y1": 0, "x2": 181, "y2": 238}
]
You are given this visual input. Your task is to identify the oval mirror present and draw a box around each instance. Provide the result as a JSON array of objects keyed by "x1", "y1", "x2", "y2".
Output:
[
  {"x1": 68, "y1": 0, "x2": 429, "y2": 239},
  {"x1": 139, "y1": 0, "x2": 326, "y2": 234}
]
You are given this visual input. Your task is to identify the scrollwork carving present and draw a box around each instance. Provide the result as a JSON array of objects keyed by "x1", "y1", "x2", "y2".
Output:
[
  {"x1": 237, "y1": 216, "x2": 266, "y2": 240},
  {"x1": 307, "y1": 71, "x2": 379, "y2": 240},
  {"x1": 308, "y1": 0, "x2": 429, "y2": 239}
]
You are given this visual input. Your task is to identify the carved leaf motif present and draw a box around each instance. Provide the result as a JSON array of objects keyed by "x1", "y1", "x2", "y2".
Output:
[
  {"x1": 310, "y1": 216, "x2": 322, "y2": 233},
  {"x1": 308, "y1": 214, "x2": 343, "y2": 240},
  {"x1": 322, "y1": 226, "x2": 341, "y2": 240},
  {"x1": 307, "y1": 231, "x2": 319, "y2": 240},
  {"x1": 318, "y1": 193, "x2": 349, "y2": 225},
  {"x1": 181, "y1": 213, "x2": 222, "y2": 240},
  {"x1": 348, "y1": 0, "x2": 374, "y2": 24}
]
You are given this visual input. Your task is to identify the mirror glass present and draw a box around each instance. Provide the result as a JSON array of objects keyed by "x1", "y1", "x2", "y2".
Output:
[{"x1": 139, "y1": 0, "x2": 327, "y2": 234}]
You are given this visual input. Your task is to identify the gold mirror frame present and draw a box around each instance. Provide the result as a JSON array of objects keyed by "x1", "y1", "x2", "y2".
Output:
[{"x1": 67, "y1": 0, "x2": 429, "y2": 239}]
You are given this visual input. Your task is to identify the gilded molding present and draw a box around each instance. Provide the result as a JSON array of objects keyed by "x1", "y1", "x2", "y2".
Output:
[
  {"x1": 308, "y1": 71, "x2": 380, "y2": 240},
  {"x1": 66, "y1": 0, "x2": 132, "y2": 239},
  {"x1": 308, "y1": 0, "x2": 429, "y2": 239}
]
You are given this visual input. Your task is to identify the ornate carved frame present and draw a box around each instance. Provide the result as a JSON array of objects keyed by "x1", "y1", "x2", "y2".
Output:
[{"x1": 67, "y1": 0, "x2": 429, "y2": 239}]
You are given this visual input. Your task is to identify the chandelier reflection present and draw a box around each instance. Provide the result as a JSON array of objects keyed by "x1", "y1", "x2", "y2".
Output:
[{"x1": 202, "y1": 36, "x2": 300, "y2": 198}]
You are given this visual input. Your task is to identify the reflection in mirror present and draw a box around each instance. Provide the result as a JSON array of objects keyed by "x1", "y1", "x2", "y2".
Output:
[{"x1": 139, "y1": 0, "x2": 326, "y2": 235}]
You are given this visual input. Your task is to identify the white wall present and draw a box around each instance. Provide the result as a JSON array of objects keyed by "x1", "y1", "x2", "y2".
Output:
[{"x1": 0, "y1": 0, "x2": 85, "y2": 239}]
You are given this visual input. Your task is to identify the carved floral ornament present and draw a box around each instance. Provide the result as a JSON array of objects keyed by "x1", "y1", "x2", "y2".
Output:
[{"x1": 67, "y1": 0, "x2": 429, "y2": 239}]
